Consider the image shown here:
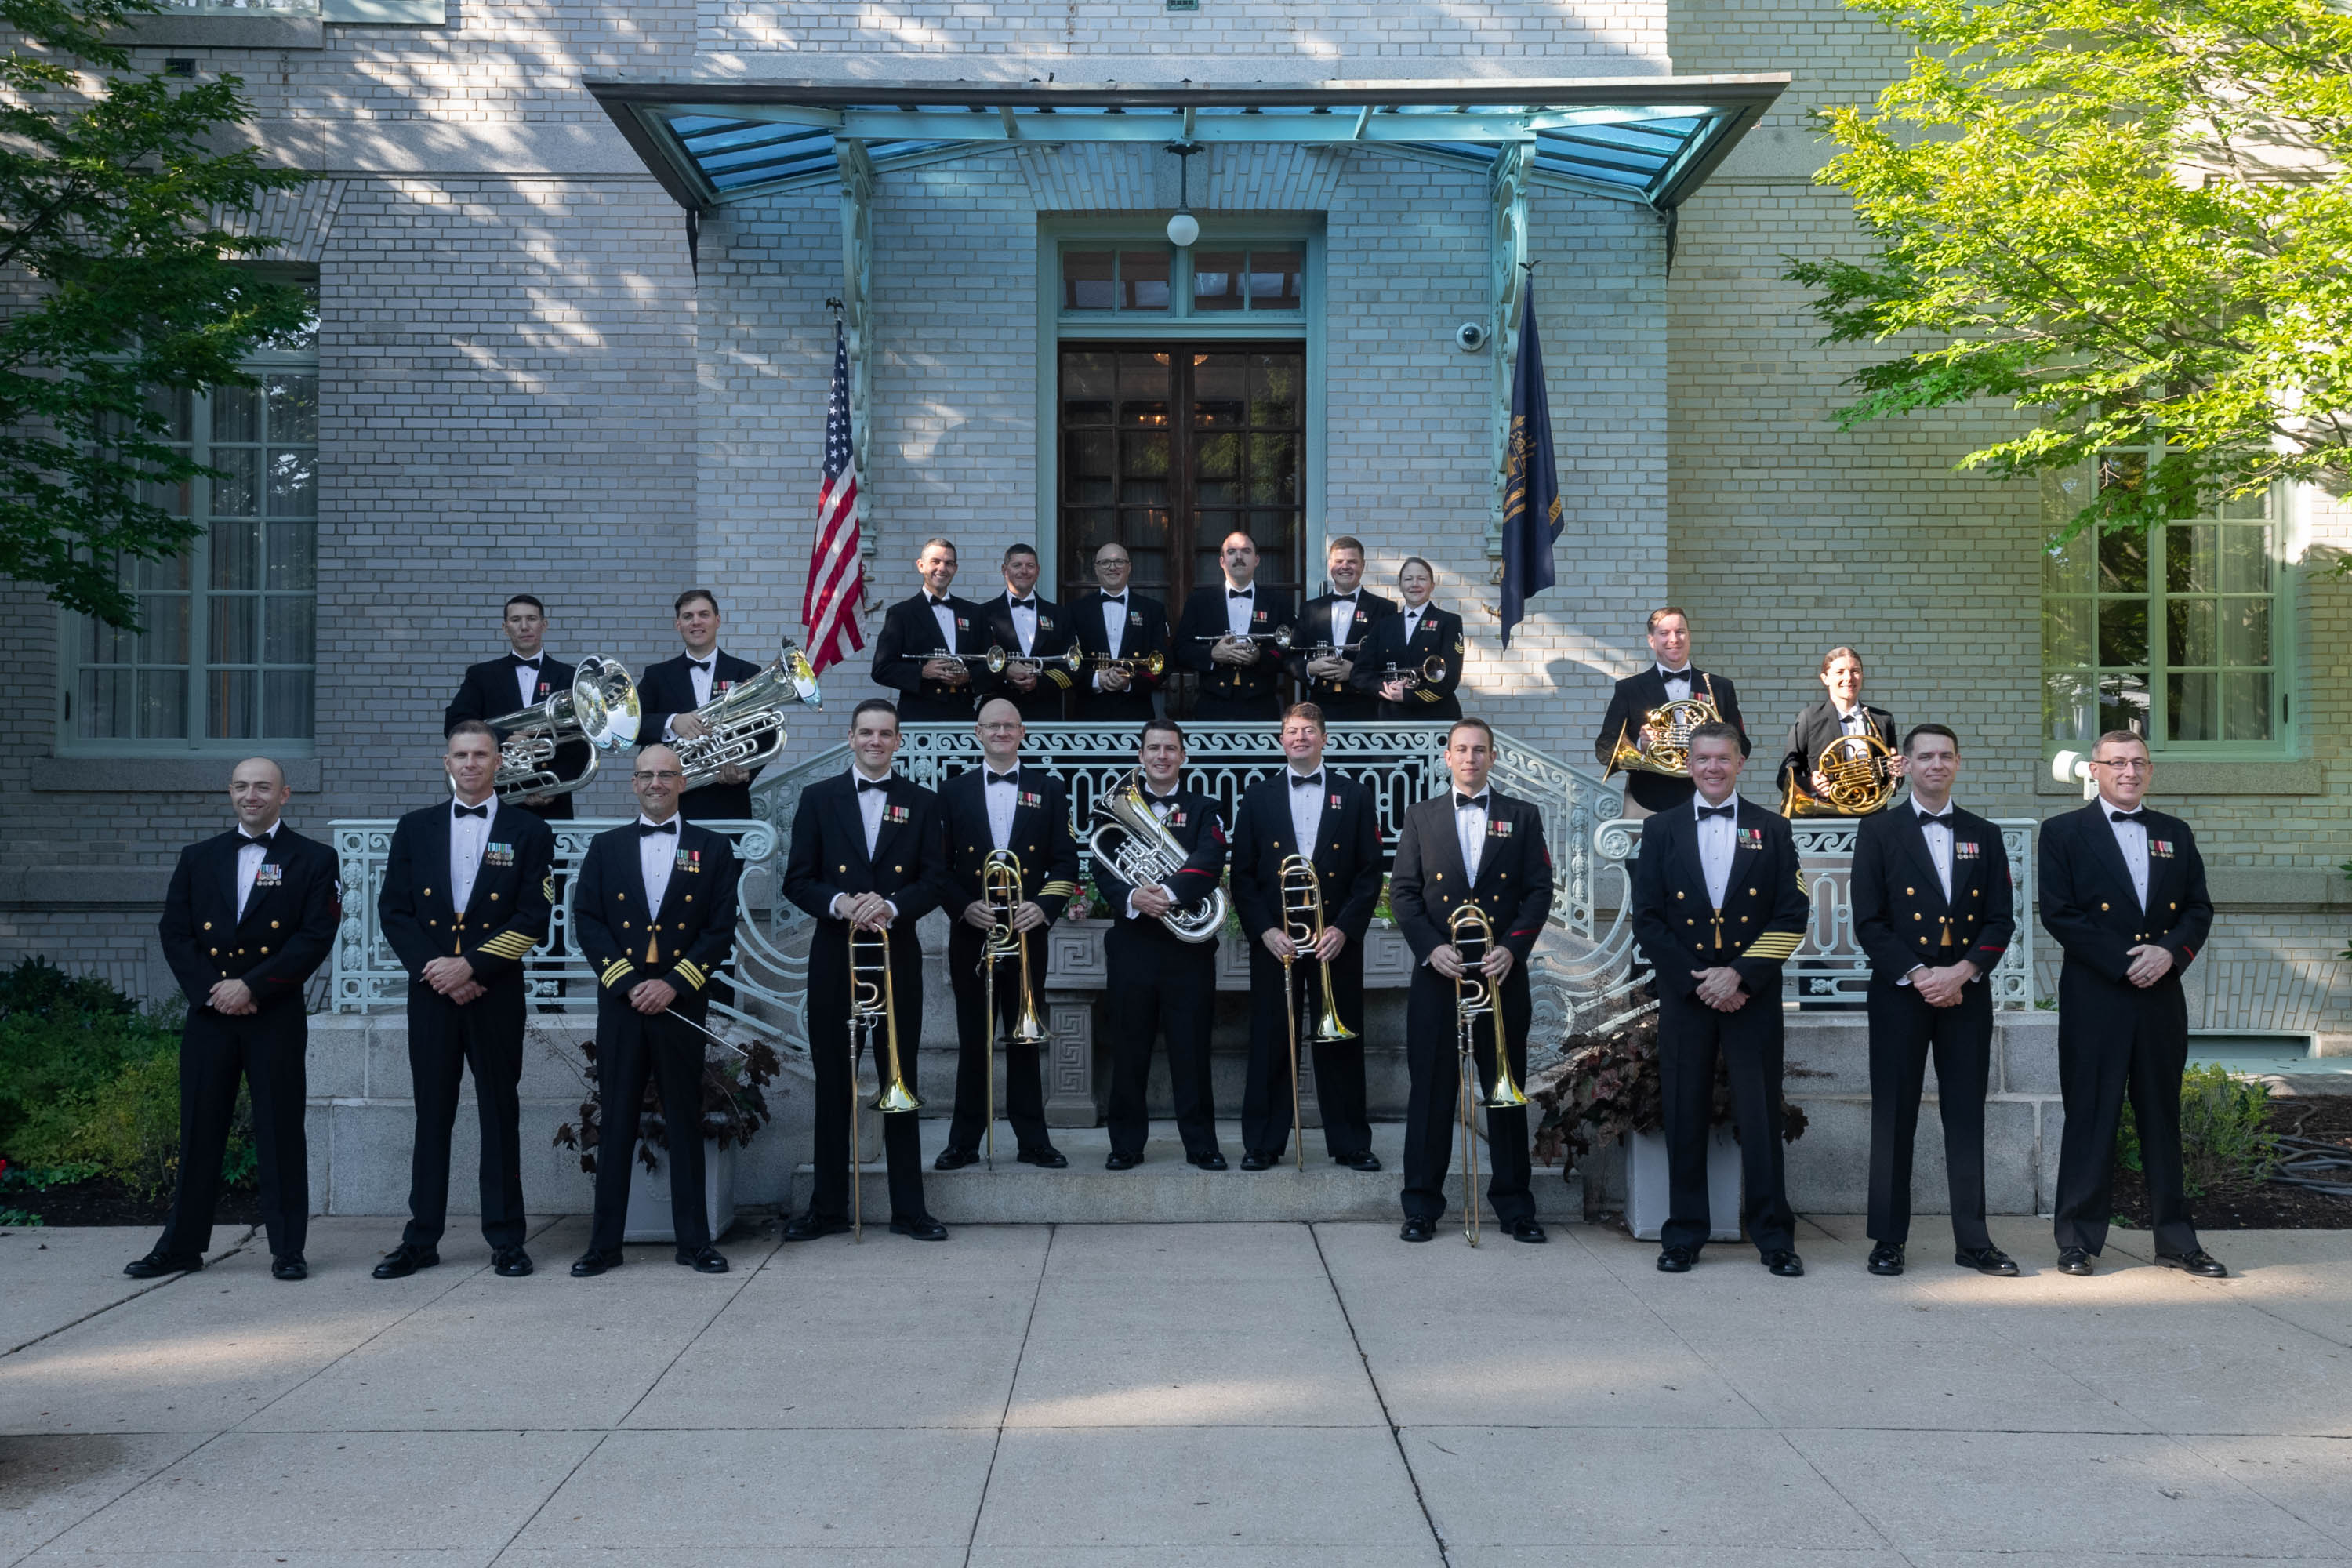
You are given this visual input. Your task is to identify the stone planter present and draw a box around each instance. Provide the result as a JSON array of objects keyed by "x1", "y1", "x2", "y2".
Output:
[
  {"x1": 622, "y1": 1138, "x2": 737, "y2": 1244},
  {"x1": 1624, "y1": 1127, "x2": 1741, "y2": 1242}
]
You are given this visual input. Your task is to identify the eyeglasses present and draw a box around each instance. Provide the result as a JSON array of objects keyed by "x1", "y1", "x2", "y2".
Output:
[
  {"x1": 2090, "y1": 758, "x2": 2151, "y2": 774},
  {"x1": 633, "y1": 770, "x2": 684, "y2": 782}
]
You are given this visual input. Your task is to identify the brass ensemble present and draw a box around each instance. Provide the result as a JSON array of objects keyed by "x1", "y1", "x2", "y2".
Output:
[
  {"x1": 848, "y1": 920, "x2": 921, "y2": 1240},
  {"x1": 1446, "y1": 903, "x2": 1527, "y2": 1247},
  {"x1": 1086, "y1": 771, "x2": 1228, "y2": 943},
  {"x1": 671, "y1": 640, "x2": 822, "y2": 793},
  {"x1": 979, "y1": 849, "x2": 1048, "y2": 1169},
  {"x1": 1780, "y1": 731, "x2": 1899, "y2": 818},
  {"x1": 487, "y1": 655, "x2": 641, "y2": 801},
  {"x1": 1276, "y1": 856, "x2": 1356, "y2": 1171},
  {"x1": 1603, "y1": 678, "x2": 1722, "y2": 781}
]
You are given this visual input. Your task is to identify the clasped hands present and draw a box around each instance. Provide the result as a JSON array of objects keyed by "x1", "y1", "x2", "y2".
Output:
[
  {"x1": 1691, "y1": 965, "x2": 1748, "y2": 1012},
  {"x1": 419, "y1": 955, "x2": 487, "y2": 1007},
  {"x1": 1209, "y1": 634, "x2": 1261, "y2": 667},
  {"x1": 1261, "y1": 925, "x2": 1347, "y2": 964},
  {"x1": 921, "y1": 656, "x2": 971, "y2": 688},
  {"x1": 962, "y1": 898, "x2": 1048, "y2": 935},
  {"x1": 833, "y1": 891, "x2": 896, "y2": 931},
  {"x1": 1430, "y1": 942, "x2": 1513, "y2": 982},
  {"x1": 2125, "y1": 942, "x2": 2175, "y2": 988},
  {"x1": 1909, "y1": 959, "x2": 1980, "y2": 1008}
]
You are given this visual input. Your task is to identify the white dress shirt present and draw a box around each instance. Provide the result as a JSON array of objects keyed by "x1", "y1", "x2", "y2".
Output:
[
  {"x1": 1125, "y1": 789, "x2": 1183, "y2": 918},
  {"x1": 927, "y1": 594, "x2": 957, "y2": 651},
  {"x1": 1836, "y1": 702, "x2": 1868, "y2": 736},
  {"x1": 513, "y1": 655, "x2": 543, "y2": 712},
  {"x1": 1006, "y1": 593, "x2": 1037, "y2": 655},
  {"x1": 662, "y1": 649, "x2": 720, "y2": 742},
  {"x1": 984, "y1": 766, "x2": 1019, "y2": 850},
  {"x1": 1660, "y1": 663, "x2": 1694, "y2": 705},
  {"x1": 1915, "y1": 797, "x2": 1955, "y2": 902},
  {"x1": 1092, "y1": 592, "x2": 1128, "y2": 691},
  {"x1": 1329, "y1": 593, "x2": 1357, "y2": 652},
  {"x1": 1401, "y1": 604, "x2": 1427, "y2": 644},
  {"x1": 1694, "y1": 794, "x2": 1736, "y2": 909},
  {"x1": 1224, "y1": 584, "x2": 1255, "y2": 639},
  {"x1": 637, "y1": 815, "x2": 679, "y2": 913},
  {"x1": 828, "y1": 770, "x2": 902, "y2": 920},
  {"x1": 2103, "y1": 797, "x2": 2151, "y2": 909},
  {"x1": 234, "y1": 829, "x2": 274, "y2": 921},
  {"x1": 1454, "y1": 789, "x2": 1489, "y2": 882},
  {"x1": 450, "y1": 796, "x2": 496, "y2": 913},
  {"x1": 1287, "y1": 767, "x2": 1326, "y2": 856}
]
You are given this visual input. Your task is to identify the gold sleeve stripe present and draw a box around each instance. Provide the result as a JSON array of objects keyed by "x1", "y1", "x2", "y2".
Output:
[
  {"x1": 601, "y1": 960, "x2": 635, "y2": 987},
  {"x1": 542, "y1": 877, "x2": 555, "y2": 902},
  {"x1": 1040, "y1": 880, "x2": 1079, "y2": 898},
  {"x1": 1744, "y1": 933, "x2": 1804, "y2": 961},
  {"x1": 674, "y1": 960, "x2": 706, "y2": 991},
  {"x1": 479, "y1": 931, "x2": 535, "y2": 959}
]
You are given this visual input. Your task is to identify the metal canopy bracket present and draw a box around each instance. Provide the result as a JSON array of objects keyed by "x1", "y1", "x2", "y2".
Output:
[
  {"x1": 1487, "y1": 144, "x2": 1530, "y2": 558},
  {"x1": 837, "y1": 139, "x2": 874, "y2": 478}
]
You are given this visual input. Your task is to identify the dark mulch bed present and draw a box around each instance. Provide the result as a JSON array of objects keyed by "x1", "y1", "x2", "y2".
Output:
[
  {"x1": 2107, "y1": 1097, "x2": 2352, "y2": 1231},
  {"x1": 2, "y1": 1175, "x2": 262, "y2": 1229}
]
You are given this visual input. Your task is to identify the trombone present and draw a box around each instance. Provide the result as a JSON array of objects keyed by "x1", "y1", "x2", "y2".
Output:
[
  {"x1": 847, "y1": 920, "x2": 922, "y2": 1241},
  {"x1": 979, "y1": 849, "x2": 1049, "y2": 1170},
  {"x1": 1279, "y1": 856, "x2": 1357, "y2": 1171},
  {"x1": 1447, "y1": 903, "x2": 1526, "y2": 1247}
]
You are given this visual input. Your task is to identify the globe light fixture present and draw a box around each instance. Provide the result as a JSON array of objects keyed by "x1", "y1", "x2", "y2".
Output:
[{"x1": 1165, "y1": 142, "x2": 1203, "y2": 248}]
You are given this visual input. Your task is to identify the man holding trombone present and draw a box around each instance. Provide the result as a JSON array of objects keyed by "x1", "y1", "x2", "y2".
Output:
[
  {"x1": 1388, "y1": 718, "x2": 1553, "y2": 1243},
  {"x1": 937, "y1": 698, "x2": 1080, "y2": 1171},
  {"x1": 1229, "y1": 703, "x2": 1385, "y2": 1171}
]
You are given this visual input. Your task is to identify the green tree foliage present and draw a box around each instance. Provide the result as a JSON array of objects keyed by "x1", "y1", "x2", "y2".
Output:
[
  {"x1": 1789, "y1": 0, "x2": 2352, "y2": 543},
  {"x1": 0, "y1": 0, "x2": 310, "y2": 628}
]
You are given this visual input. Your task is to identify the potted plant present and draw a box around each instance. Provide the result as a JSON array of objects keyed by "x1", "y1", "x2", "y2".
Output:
[
  {"x1": 1527, "y1": 1012, "x2": 1806, "y2": 1240},
  {"x1": 554, "y1": 1035, "x2": 782, "y2": 1243}
]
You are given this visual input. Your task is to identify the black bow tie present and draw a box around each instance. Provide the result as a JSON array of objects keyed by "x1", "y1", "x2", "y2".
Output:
[
  {"x1": 1332, "y1": 592, "x2": 1356, "y2": 603},
  {"x1": 1008, "y1": 597, "x2": 1035, "y2": 611},
  {"x1": 637, "y1": 819, "x2": 677, "y2": 837},
  {"x1": 1454, "y1": 793, "x2": 1487, "y2": 811},
  {"x1": 1660, "y1": 667, "x2": 1691, "y2": 683},
  {"x1": 454, "y1": 803, "x2": 488, "y2": 819},
  {"x1": 689, "y1": 659, "x2": 712, "y2": 673},
  {"x1": 1697, "y1": 803, "x2": 1735, "y2": 820},
  {"x1": 1101, "y1": 593, "x2": 1125, "y2": 605},
  {"x1": 2109, "y1": 809, "x2": 2147, "y2": 824},
  {"x1": 1290, "y1": 771, "x2": 1323, "y2": 789},
  {"x1": 1228, "y1": 588, "x2": 1252, "y2": 599},
  {"x1": 928, "y1": 595, "x2": 952, "y2": 607},
  {"x1": 986, "y1": 769, "x2": 1019, "y2": 786},
  {"x1": 239, "y1": 830, "x2": 274, "y2": 848},
  {"x1": 858, "y1": 777, "x2": 891, "y2": 794},
  {"x1": 1918, "y1": 810, "x2": 1953, "y2": 829},
  {"x1": 511, "y1": 655, "x2": 540, "y2": 670},
  {"x1": 1145, "y1": 792, "x2": 1177, "y2": 808}
]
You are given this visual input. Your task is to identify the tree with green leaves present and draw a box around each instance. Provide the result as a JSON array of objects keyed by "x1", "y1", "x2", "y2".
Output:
[
  {"x1": 1788, "y1": 0, "x2": 2352, "y2": 543},
  {"x1": 0, "y1": 0, "x2": 309, "y2": 630}
]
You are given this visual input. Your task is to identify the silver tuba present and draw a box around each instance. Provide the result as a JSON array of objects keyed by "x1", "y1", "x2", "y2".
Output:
[
  {"x1": 671, "y1": 640, "x2": 822, "y2": 792},
  {"x1": 488, "y1": 655, "x2": 641, "y2": 802},
  {"x1": 1086, "y1": 770, "x2": 1226, "y2": 944}
]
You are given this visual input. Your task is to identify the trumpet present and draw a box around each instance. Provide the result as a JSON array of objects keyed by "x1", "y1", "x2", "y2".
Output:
[
  {"x1": 486, "y1": 655, "x2": 641, "y2": 802},
  {"x1": 1087, "y1": 771, "x2": 1227, "y2": 942},
  {"x1": 1447, "y1": 903, "x2": 1526, "y2": 1247},
  {"x1": 989, "y1": 645, "x2": 1086, "y2": 681},
  {"x1": 1190, "y1": 626, "x2": 1295, "y2": 652},
  {"x1": 1278, "y1": 856, "x2": 1356, "y2": 1171},
  {"x1": 979, "y1": 849, "x2": 1049, "y2": 1170},
  {"x1": 1781, "y1": 731, "x2": 1899, "y2": 818},
  {"x1": 672, "y1": 641, "x2": 821, "y2": 793},
  {"x1": 1078, "y1": 648, "x2": 1166, "y2": 678},
  {"x1": 848, "y1": 920, "x2": 921, "y2": 1241},
  {"x1": 1603, "y1": 677, "x2": 1723, "y2": 781},
  {"x1": 1376, "y1": 655, "x2": 1449, "y2": 692}
]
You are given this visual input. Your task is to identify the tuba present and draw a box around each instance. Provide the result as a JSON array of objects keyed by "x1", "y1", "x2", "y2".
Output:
[
  {"x1": 1604, "y1": 677, "x2": 1722, "y2": 782},
  {"x1": 1086, "y1": 771, "x2": 1227, "y2": 943},
  {"x1": 671, "y1": 641, "x2": 822, "y2": 793},
  {"x1": 488, "y1": 655, "x2": 641, "y2": 802},
  {"x1": 1448, "y1": 903, "x2": 1527, "y2": 1247},
  {"x1": 1782, "y1": 731, "x2": 1899, "y2": 818}
]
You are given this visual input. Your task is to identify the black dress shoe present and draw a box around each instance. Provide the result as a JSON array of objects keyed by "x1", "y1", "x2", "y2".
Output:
[
  {"x1": 1955, "y1": 1245, "x2": 2019, "y2": 1276},
  {"x1": 570, "y1": 1249, "x2": 623, "y2": 1277},
  {"x1": 1656, "y1": 1245, "x2": 1697, "y2": 1272},
  {"x1": 1334, "y1": 1151, "x2": 1382, "y2": 1172},
  {"x1": 1105, "y1": 1151, "x2": 1139, "y2": 1171},
  {"x1": 1399, "y1": 1217, "x2": 1435, "y2": 1243},
  {"x1": 372, "y1": 1243, "x2": 440, "y2": 1280},
  {"x1": 271, "y1": 1254, "x2": 308, "y2": 1281},
  {"x1": 1509, "y1": 1218, "x2": 1548, "y2": 1244},
  {"x1": 1188, "y1": 1152, "x2": 1229, "y2": 1171},
  {"x1": 492, "y1": 1246, "x2": 533, "y2": 1278},
  {"x1": 1762, "y1": 1250, "x2": 1805, "y2": 1278},
  {"x1": 1867, "y1": 1243, "x2": 1905, "y2": 1276},
  {"x1": 123, "y1": 1250, "x2": 202, "y2": 1279},
  {"x1": 2056, "y1": 1246, "x2": 2095, "y2": 1276},
  {"x1": 2157, "y1": 1248, "x2": 2228, "y2": 1278},
  {"x1": 1016, "y1": 1147, "x2": 1068, "y2": 1169},
  {"x1": 782, "y1": 1211, "x2": 854, "y2": 1242},
  {"x1": 1239, "y1": 1152, "x2": 1276, "y2": 1171},
  {"x1": 677, "y1": 1245, "x2": 729, "y2": 1273},
  {"x1": 890, "y1": 1215, "x2": 949, "y2": 1242},
  {"x1": 933, "y1": 1147, "x2": 979, "y2": 1171}
]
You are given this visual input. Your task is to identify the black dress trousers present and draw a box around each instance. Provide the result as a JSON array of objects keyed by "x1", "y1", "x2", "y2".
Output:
[
  {"x1": 1398, "y1": 967, "x2": 1533, "y2": 1226},
  {"x1": 1864, "y1": 978, "x2": 1994, "y2": 1250},
  {"x1": 402, "y1": 982, "x2": 529, "y2": 1251},
  {"x1": 1240, "y1": 942, "x2": 1371, "y2": 1161},
  {"x1": 2052, "y1": 978, "x2": 2198, "y2": 1257},
  {"x1": 588, "y1": 1012, "x2": 711, "y2": 1254},
  {"x1": 946, "y1": 920, "x2": 1051, "y2": 1156},
  {"x1": 1103, "y1": 928, "x2": 1221, "y2": 1160},
  {"x1": 156, "y1": 1006, "x2": 310, "y2": 1260},
  {"x1": 1657, "y1": 988, "x2": 1796, "y2": 1256},
  {"x1": 805, "y1": 925, "x2": 928, "y2": 1222}
]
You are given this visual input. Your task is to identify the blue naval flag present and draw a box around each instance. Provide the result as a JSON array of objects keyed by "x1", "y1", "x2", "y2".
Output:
[{"x1": 1497, "y1": 276, "x2": 1563, "y2": 650}]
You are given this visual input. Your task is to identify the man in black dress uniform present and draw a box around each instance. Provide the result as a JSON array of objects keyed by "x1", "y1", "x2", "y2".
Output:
[
  {"x1": 371, "y1": 722, "x2": 555, "y2": 1281},
  {"x1": 936, "y1": 698, "x2": 1080, "y2": 1171},
  {"x1": 636, "y1": 589, "x2": 764, "y2": 822},
  {"x1": 978, "y1": 543, "x2": 1078, "y2": 724},
  {"x1": 568, "y1": 744, "x2": 742, "y2": 1276},
  {"x1": 872, "y1": 537, "x2": 994, "y2": 723},
  {"x1": 1851, "y1": 724, "x2": 2018, "y2": 1277},
  {"x1": 1229, "y1": 702, "x2": 1385, "y2": 1170},
  {"x1": 1630, "y1": 723, "x2": 1809, "y2": 1276},
  {"x1": 2041, "y1": 730, "x2": 2223, "y2": 1278},
  {"x1": 1289, "y1": 535, "x2": 1395, "y2": 722},
  {"x1": 1095, "y1": 720, "x2": 1231, "y2": 1170},
  {"x1": 1594, "y1": 606, "x2": 1748, "y2": 816},
  {"x1": 780, "y1": 699, "x2": 953, "y2": 1240},
  {"x1": 443, "y1": 593, "x2": 583, "y2": 824},
  {"x1": 1174, "y1": 531, "x2": 1296, "y2": 723},
  {"x1": 129, "y1": 757, "x2": 340, "y2": 1281},
  {"x1": 1388, "y1": 718, "x2": 1553, "y2": 1243},
  {"x1": 1068, "y1": 541, "x2": 1167, "y2": 725}
]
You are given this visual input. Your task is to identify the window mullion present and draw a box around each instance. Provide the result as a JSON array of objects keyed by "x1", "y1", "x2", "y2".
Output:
[{"x1": 187, "y1": 388, "x2": 210, "y2": 753}]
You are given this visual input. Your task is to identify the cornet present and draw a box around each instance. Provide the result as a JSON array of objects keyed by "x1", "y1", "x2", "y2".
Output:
[
  {"x1": 1278, "y1": 855, "x2": 1356, "y2": 1171},
  {"x1": 1780, "y1": 731, "x2": 1899, "y2": 818},
  {"x1": 848, "y1": 920, "x2": 921, "y2": 1240},
  {"x1": 486, "y1": 655, "x2": 641, "y2": 801},
  {"x1": 1447, "y1": 903, "x2": 1527, "y2": 1247},
  {"x1": 979, "y1": 849, "x2": 1049, "y2": 1170}
]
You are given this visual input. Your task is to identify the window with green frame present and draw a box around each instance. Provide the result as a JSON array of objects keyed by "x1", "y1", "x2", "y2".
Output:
[
  {"x1": 2041, "y1": 448, "x2": 2286, "y2": 753},
  {"x1": 1060, "y1": 245, "x2": 1304, "y2": 318},
  {"x1": 58, "y1": 293, "x2": 320, "y2": 753}
]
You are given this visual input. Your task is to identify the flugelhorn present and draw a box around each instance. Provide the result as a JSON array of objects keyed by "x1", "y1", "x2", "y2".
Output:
[
  {"x1": 846, "y1": 919, "x2": 920, "y2": 1240},
  {"x1": 671, "y1": 640, "x2": 821, "y2": 793},
  {"x1": 487, "y1": 655, "x2": 641, "y2": 801},
  {"x1": 1447, "y1": 903, "x2": 1526, "y2": 1247},
  {"x1": 1087, "y1": 771, "x2": 1226, "y2": 942},
  {"x1": 1781, "y1": 731, "x2": 1898, "y2": 818},
  {"x1": 1603, "y1": 676, "x2": 1722, "y2": 782},
  {"x1": 979, "y1": 849, "x2": 1048, "y2": 1170}
]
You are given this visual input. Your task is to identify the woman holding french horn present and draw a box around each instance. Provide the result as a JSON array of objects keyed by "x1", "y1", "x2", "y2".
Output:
[
  {"x1": 1351, "y1": 557, "x2": 1466, "y2": 720},
  {"x1": 1776, "y1": 645, "x2": 1902, "y2": 817}
]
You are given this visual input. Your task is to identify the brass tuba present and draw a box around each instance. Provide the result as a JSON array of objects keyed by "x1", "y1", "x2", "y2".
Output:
[
  {"x1": 1781, "y1": 731, "x2": 1899, "y2": 818},
  {"x1": 1448, "y1": 903, "x2": 1527, "y2": 1247},
  {"x1": 671, "y1": 640, "x2": 822, "y2": 793},
  {"x1": 1086, "y1": 771, "x2": 1226, "y2": 943},
  {"x1": 488, "y1": 655, "x2": 641, "y2": 802},
  {"x1": 1604, "y1": 678, "x2": 1722, "y2": 782}
]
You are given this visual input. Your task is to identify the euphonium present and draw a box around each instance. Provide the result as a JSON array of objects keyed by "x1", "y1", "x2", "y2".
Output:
[
  {"x1": 1086, "y1": 771, "x2": 1227, "y2": 943},
  {"x1": 1603, "y1": 678, "x2": 1722, "y2": 782},
  {"x1": 1447, "y1": 902, "x2": 1527, "y2": 1248},
  {"x1": 1781, "y1": 731, "x2": 1898, "y2": 818},
  {"x1": 486, "y1": 655, "x2": 641, "y2": 802},
  {"x1": 671, "y1": 640, "x2": 822, "y2": 793}
]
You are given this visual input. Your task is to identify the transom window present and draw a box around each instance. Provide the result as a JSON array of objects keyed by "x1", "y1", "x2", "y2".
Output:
[{"x1": 1061, "y1": 245, "x2": 1304, "y2": 319}]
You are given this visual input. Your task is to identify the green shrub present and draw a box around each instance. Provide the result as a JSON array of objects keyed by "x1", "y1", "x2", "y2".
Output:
[
  {"x1": 0, "y1": 958, "x2": 181, "y2": 1155},
  {"x1": 2118, "y1": 1062, "x2": 2281, "y2": 1198}
]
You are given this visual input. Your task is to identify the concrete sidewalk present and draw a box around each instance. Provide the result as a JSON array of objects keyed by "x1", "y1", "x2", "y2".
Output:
[{"x1": 3, "y1": 1214, "x2": 2350, "y2": 1566}]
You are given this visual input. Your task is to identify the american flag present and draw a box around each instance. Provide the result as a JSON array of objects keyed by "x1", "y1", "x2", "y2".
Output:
[{"x1": 804, "y1": 321, "x2": 867, "y2": 673}]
